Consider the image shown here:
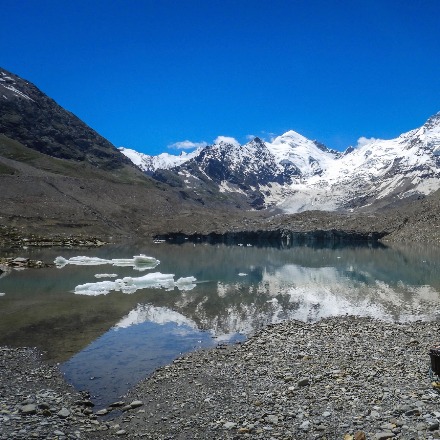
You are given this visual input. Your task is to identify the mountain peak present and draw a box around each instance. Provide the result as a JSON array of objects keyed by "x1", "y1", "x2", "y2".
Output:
[{"x1": 424, "y1": 111, "x2": 440, "y2": 130}]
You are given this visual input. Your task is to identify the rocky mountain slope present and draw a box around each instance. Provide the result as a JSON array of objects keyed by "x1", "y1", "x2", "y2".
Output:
[
  {"x1": 0, "y1": 68, "x2": 253, "y2": 242},
  {"x1": 122, "y1": 114, "x2": 440, "y2": 213},
  {"x1": 0, "y1": 68, "x2": 134, "y2": 170}
]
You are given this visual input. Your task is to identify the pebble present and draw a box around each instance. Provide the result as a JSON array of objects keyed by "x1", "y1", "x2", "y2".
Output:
[
  {"x1": 57, "y1": 408, "x2": 70, "y2": 418},
  {"x1": 374, "y1": 432, "x2": 395, "y2": 440},
  {"x1": 20, "y1": 404, "x2": 37, "y2": 415}
]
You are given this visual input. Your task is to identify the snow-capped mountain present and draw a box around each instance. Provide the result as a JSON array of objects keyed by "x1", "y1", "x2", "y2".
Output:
[
  {"x1": 118, "y1": 147, "x2": 203, "y2": 174},
  {"x1": 279, "y1": 112, "x2": 440, "y2": 212},
  {"x1": 170, "y1": 133, "x2": 340, "y2": 209},
  {"x1": 122, "y1": 113, "x2": 440, "y2": 213}
]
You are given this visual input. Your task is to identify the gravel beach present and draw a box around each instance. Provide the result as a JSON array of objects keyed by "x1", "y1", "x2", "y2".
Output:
[{"x1": 2, "y1": 316, "x2": 440, "y2": 440}]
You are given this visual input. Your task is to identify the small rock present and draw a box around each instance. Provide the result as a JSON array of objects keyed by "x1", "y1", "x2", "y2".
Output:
[
  {"x1": 96, "y1": 409, "x2": 109, "y2": 416},
  {"x1": 374, "y1": 432, "x2": 395, "y2": 440},
  {"x1": 223, "y1": 422, "x2": 237, "y2": 430},
  {"x1": 57, "y1": 408, "x2": 70, "y2": 418},
  {"x1": 428, "y1": 420, "x2": 440, "y2": 431},
  {"x1": 238, "y1": 427, "x2": 251, "y2": 433},
  {"x1": 354, "y1": 432, "x2": 367, "y2": 440},
  {"x1": 129, "y1": 400, "x2": 143, "y2": 409},
  {"x1": 109, "y1": 401, "x2": 125, "y2": 407},
  {"x1": 265, "y1": 415, "x2": 278, "y2": 424},
  {"x1": 300, "y1": 420, "x2": 310, "y2": 431},
  {"x1": 116, "y1": 430, "x2": 126, "y2": 436},
  {"x1": 298, "y1": 378, "x2": 310, "y2": 387},
  {"x1": 380, "y1": 423, "x2": 396, "y2": 430},
  {"x1": 20, "y1": 404, "x2": 37, "y2": 415}
]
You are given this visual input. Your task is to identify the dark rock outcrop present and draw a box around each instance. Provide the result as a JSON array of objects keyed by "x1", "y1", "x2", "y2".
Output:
[{"x1": 0, "y1": 68, "x2": 132, "y2": 170}]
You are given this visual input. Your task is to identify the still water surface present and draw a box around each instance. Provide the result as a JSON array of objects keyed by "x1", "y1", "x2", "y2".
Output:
[{"x1": 1, "y1": 241, "x2": 439, "y2": 407}]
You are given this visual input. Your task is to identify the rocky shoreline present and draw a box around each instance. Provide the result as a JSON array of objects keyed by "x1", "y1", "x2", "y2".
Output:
[{"x1": 2, "y1": 317, "x2": 440, "y2": 440}]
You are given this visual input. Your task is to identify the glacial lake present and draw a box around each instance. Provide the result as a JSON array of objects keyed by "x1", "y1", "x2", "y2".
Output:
[{"x1": 1, "y1": 240, "x2": 440, "y2": 408}]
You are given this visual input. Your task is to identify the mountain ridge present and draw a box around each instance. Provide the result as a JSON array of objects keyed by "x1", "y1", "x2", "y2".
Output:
[{"x1": 121, "y1": 113, "x2": 440, "y2": 213}]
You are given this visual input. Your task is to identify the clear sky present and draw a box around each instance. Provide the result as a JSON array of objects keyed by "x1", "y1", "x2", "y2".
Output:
[{"x1": 1, "y1": 0, "x2": 439, "y2": 155}]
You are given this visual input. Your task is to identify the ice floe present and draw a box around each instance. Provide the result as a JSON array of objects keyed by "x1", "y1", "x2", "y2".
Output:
[
  {"x1": 94, "y1": 273, "x2": 118, "y2": 279},
  {"x1": 0, "y1": 292, "x2": 5, "y2": 297},
  {"x1": 54, "y1": 254, "x2": 159, "y2": 271},
  {"x1": 175, "y1": 276, "x2": 197, "y2": 291},
  {"x1": 74, "y1": 272, "x2": 197, "y2": 296}
]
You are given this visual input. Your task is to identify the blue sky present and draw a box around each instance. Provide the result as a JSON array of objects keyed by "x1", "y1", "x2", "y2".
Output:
[{"x1": 1, "y1": 0, "x2": 439, "y2": 155}]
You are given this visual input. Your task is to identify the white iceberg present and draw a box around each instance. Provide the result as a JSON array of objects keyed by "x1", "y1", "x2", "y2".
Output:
[
  {"x1": 175, "y1": 276, "x2": 197, "y2": 291},
  {"x1": 0, "y1": 292, "x2": 5, "y2": 297},
  {"x1": 54, "y1": 254, "x2": 160, "y2": 271},
  {"x1": 74, "y1": 272, "x2": 197, "y2": 296},
  {"x1": 94, "y1": 273, "x2": 118, "y2": 279}
]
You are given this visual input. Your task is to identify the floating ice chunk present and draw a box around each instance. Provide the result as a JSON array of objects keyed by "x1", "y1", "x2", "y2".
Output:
[
  {"x1": 74, "y1": 280, "x2": 116, "y2": 296},
  {"x1": 175, "y1": 276, "x2": 197, "y2": 291},
  {"x1": 117, "y1": 273, "x2": 176, "y2": 293},
  {"x1": 55, "y1": 256, "x2": 108, "y2": 268},
  {"x1": 238, "y1": 273, "x2": 248, "y2": 277},
  {"x1": 55, "y1": 254, "x2": 159, "y2": 270},
  {"x1": 94, "y1": 273, "x2": 118, "y2": 279},
  {"x1": 0, "y1": 292, "x2": 5, "y2": 297},
  {"x1": 54, "y1": 256, "x2": 68, "y2": 268},
  {"x1": 73, "y1": 272, "x2": 195, "y2": 296}
]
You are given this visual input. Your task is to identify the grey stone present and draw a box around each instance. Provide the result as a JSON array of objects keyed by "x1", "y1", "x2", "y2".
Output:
[
  {"x1": 20, "y1": 404, "x2": 37, "y2": 415},
  {"x1": 300, "y1": 421, "x2": 310, "y2": 431},
  {"x1": 428, "y1": 420, "x2": 440, "y2": 431},
  {"x1": 374, "y1": 432, "x2": 395, "y2": 440},
  {"x1": 223, "y1": 422, "x2": 237, "y2": 429},
  {"x1": 129, "y1": 400, "x2": 143, "y2": 408},
  {"x1": 109, "y1": 401, "x2": 125, "y2": 407},
  {"x1": 298, "y1": 378, "x2": 310, "y2": 387},
  {"x1": 265, "y1": 415, "x2": 278, "y2": 424},
  {"x1": 57, "y1": 408, "x2": 70, "y2": 418}
]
